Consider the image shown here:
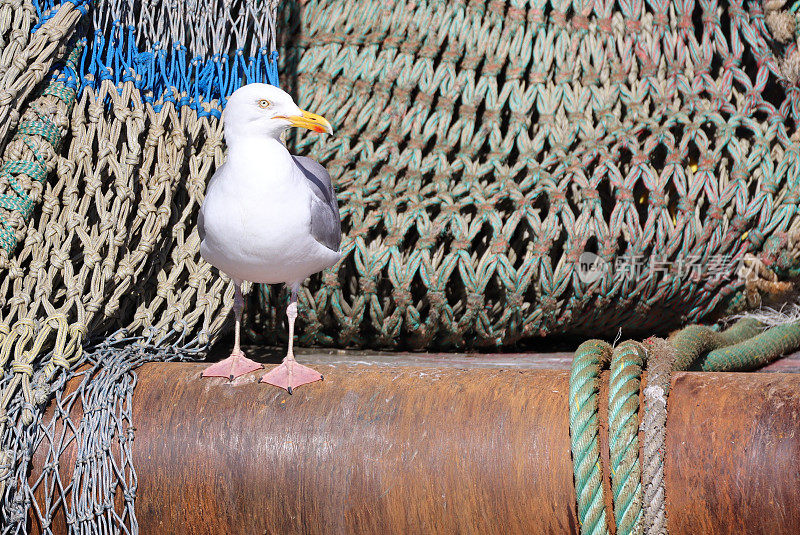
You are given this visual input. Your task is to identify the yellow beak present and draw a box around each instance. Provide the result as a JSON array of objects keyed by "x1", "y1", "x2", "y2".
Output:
[{"x1": 281, "y1": 110, "x2": 333, "y2": 134}]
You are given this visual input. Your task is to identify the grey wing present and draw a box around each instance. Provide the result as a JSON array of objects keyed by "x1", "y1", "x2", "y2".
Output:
[{"x1": 292, "y1": 155, "x2": 341, "y2": 252}]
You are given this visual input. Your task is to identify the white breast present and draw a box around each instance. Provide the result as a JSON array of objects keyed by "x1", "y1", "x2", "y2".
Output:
[{"x1": 199, "y1": 140, "x2": 341, "y2": 285}]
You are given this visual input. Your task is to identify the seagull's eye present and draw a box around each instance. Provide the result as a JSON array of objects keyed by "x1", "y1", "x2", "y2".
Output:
[{"x1": 258, "y1": 99, "x2": 271, "y2": 109}]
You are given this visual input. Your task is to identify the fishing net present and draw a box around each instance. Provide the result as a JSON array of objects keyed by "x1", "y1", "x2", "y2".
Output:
[
  {"x1": 0, "y1": 0, "x2": 279, "y2": 531},
  {"x1": 0, "y1": 0, "x2": 799, "y2": 531},
  {"x1": 262, "y1": 0, "x2": 800, "y2": 350},
  {"x1": 1, "y1": 333, "x2": 197, "y2": 534}
]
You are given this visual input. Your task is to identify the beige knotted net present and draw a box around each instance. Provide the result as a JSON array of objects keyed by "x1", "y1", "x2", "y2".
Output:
[{"x1": 0, "y1": 1, "x2": 278, "y2": 529}]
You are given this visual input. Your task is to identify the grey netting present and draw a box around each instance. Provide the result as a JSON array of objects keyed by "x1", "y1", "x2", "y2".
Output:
[
  {"x1": 1, "y1": 333, "x2": 198, "y2": 534},
  {"x1": 91, "y1": 0, "x2": 281, "y2": 58}
]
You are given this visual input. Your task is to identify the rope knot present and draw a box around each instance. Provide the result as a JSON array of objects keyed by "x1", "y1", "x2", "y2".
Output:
[
  {"x1": 11, "y1": 362, "x2": 33, "y2": 376},
  {"x1": 32, "y1": 382, "x2": 51, "y2": 405},
  {"x1": 70, "y1": 323, "x2": 88, "y2": 338},
  {"x1": 427, "y1": 291, "x2": 446, "y2": 307},
  {"x1": 392, "y1": 288, "x2": 413, "y2": 307}
]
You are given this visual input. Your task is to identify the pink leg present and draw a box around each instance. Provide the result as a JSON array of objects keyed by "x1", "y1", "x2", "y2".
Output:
[
  {"x1": 203, "y1": 283, "x2": 262, "y2": 380},
  {"x1": 261, "y1": 294, "x2": 323, "y2": 394}
]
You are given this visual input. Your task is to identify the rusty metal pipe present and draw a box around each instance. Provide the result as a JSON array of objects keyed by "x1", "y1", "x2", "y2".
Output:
[{"x1": 30, "y1": 364, "x2": 800, "y2": 534}]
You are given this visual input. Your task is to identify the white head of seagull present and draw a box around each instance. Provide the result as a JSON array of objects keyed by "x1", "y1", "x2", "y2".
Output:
[{"x1": 222, "y1": 83, "x2": 333, "y2": 144}]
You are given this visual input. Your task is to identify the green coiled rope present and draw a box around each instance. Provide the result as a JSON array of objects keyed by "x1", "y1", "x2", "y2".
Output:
[
  {"x1": 669, "y1": 318, "x2": 763, "y2": 371},
  {"x1": 700, "y1": 320, "x2": 800, "y2": 372},
  {"x1": 569, "y1": 316, "x2": 800, "y2": 535},
  {"x1": 570, "y1": 339, "x2": 612, "y2": 535},
  {"x1": 608, "y1": 341, "x2": 646, "y2": 535}
]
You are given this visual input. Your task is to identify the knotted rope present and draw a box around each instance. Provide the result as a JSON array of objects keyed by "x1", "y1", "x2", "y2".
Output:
[
  {"x1": 0, "y1": 42, "x2": 80, "y2": 257},
  {"x1": 0, "y1": 0, "x2": 87, "y2": 153},
  {"x1": 0, "y1": 314, "x2": 84, "y2": 497}
]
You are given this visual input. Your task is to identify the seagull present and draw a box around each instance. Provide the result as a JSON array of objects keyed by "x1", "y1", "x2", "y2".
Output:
[{"x1": 198, "y1": 83, "x2": 340, "y2": 393}]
